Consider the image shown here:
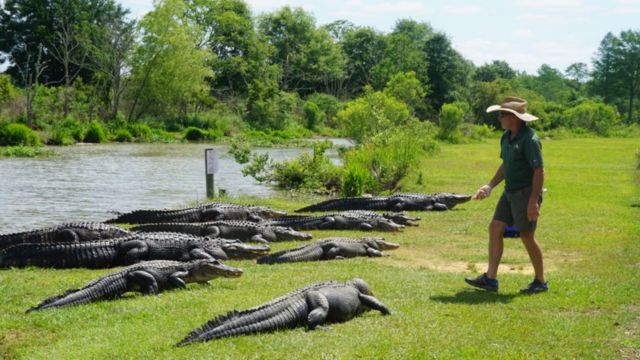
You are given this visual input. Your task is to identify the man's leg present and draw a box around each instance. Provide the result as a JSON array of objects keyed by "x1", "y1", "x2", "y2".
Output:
[
  {"x1": 520, "y1": 230, "x2": 544, "y2": 282},
  {"x1": 487, "y1": 219, "x2": 506, "y2": 279}
]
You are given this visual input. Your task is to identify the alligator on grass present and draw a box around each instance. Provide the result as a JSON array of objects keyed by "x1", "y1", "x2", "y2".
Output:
[
  {"x1": 0, "y1": 222, "x2": 130, "y2": 250},
  {"x1": 0, "y1": 232, "x2": 270, "y2": 269},
  {"x1": 131, "y1": 221, "x2": 312, "y2": 243},
  {"x1": 295, "y1": 193, "x2": 472, "y2": 213},
  {"x1": 176, "y1": 278, "x2": 390, "y2": 345},
  {"x1": 259, "y1": 212, "x2": 406, "y2": 232},
  {"x1": 27, "y1": 259, "x2": 242, "y2": 312},
  {"x1": 257, "y1": 237, "x2": 400, "y2": 264},
  {"x1": 105, "y1": 202, "x2": 286, "y2": 224}
]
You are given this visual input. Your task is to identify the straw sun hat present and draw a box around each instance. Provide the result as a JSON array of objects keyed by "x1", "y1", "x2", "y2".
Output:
[{"x1": 486, "y1": 96, "x2": 538, "y2": 122}]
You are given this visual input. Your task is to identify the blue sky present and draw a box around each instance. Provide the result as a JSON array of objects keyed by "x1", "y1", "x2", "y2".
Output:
[{"x1": 93, "y1": 0, "x2": 640, "y2": 74}]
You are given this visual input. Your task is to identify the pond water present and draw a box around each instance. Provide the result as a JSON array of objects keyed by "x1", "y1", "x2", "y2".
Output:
[{"x1": 0, "y1": 140, "x2": 352, "y2": 233}]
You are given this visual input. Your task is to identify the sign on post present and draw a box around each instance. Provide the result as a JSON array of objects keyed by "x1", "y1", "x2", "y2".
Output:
[{"x1": 205, "y1": 149, "x2": 218, "y2": 197}]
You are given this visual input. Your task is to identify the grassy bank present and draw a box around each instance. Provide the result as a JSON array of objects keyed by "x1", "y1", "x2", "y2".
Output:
[{"x1": 1, "y1": 138, "x2": 638, "y2": 359}]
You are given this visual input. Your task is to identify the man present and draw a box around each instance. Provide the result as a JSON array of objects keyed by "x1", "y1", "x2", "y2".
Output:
[{"x1": 464, "y1": 96, "x2": 548, "y2": 294}]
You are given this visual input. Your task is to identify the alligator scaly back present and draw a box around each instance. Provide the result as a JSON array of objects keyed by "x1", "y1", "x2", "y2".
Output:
[
  {"x1": 176, "y1": 278, "x2": 390, "y2": 346},
  {"x1": 0, "y1": 222, "x2": 130, "y2": 250}
]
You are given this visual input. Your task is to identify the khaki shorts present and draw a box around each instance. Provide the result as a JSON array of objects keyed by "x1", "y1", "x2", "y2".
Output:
[{"x1": 493, "y1": 186, "x2": 543, "y2": 232}]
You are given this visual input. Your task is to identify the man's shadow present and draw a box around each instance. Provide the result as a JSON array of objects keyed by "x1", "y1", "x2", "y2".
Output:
[{"x1": 430, "y1": 289, "x2": 520, "y2": 305}]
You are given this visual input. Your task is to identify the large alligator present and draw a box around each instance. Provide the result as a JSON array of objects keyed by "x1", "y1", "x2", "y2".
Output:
[
  {"x1": 105, "y1": 202, "x2": 286, "y2": 224},
  {"x1": 177, "y1": 278, "x2": 390, "y2": 345},
  {"x1": 0, "y1": 232, "x2": 270, "y2": 269},
  {"x1": 131, "y1": 221, "x2": 312, "y2": 243},
  {"x1": 0, "y1": 222, "x2": 130, "y2": 250},
  {"x1": 257, "y1": 237, "x2": 400, "y2": 264},
  {"x1": 27, "y1": 259, "x2": 242, "y2": 312},
  {"x1": 259, "y1": 212, "x2": 405, "y2": 232},
  {"x1": 295, "y1": 193, "x2": 472, "y2": 213}
]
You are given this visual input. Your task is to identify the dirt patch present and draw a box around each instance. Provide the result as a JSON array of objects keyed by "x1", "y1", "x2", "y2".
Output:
[{"x1": 381, "y1": 246, "x2": 575, "y2": 274}]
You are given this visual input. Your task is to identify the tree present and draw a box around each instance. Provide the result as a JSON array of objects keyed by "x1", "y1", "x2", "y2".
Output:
[
  {"x1": 474, "y1": 60, "x2": 517, "y2": 82},
  {"x1": 591, "y1": 30, "x2": 640, "y2": 123},
  {"x1": 383, "y1": 71, "x2": 427, "y2": 116},
  {"x1": 423, "y1": 32, "x2": 473, "y2": 111},
  {"x1": 339, "y1": 26, "x2": 386, "y2": 96},
  {"x1": 185, "y1": 0, "x2": 272, "y2": 98},
  {"x1": 565, "y1": 62, "x2": 589, "y2": 83},
  {"x1": 127, "y1": 0, "x2": 212, "y2": 120},
  {"x1": 257, "y1": 6, "x2": 345, "y2": 95}
]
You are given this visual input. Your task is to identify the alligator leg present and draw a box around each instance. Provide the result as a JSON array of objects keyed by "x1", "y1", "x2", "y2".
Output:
[
  {"x1": 358, "y1": 223, "x2": 374, "y2": 231},
  {"x1": 432, "y1": 202, "x2": 449, "y2": 211},
  {"x1": 204, "y1": 226, "x2": 221, "y2": 237},
  {"x1": 188, "y1": 247, "x2": 216, "y2": 261},
  {"x1": 306, "y1": 290, "x2": 330, "y2": 330},
  {"x1": 168, "y1": 271, "x2": 188, "y2": 289},
  {"x1": 126, "y1": 270, "x2": 159, "y2": 294},
  {"x1": 119, "y1": 240, "x2": 150, "y2": 264},
  {"x1": 318, "y1": 217, "x2": 337, "y2": 230},
  {"x1": 55, "y1": 229, "x2": 80, "y2": 242},
  {"x1": 358, "y1": 294, "x2": 391, "y2": 315},
  {"x1": 365, "y1": 248, "x2": 383, "y2": 257},
  {"x1": 250, "y1": 235, "x2": 269, "y2": 243}
]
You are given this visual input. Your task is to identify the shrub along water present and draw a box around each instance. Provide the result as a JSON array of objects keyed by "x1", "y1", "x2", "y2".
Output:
[{"x1": 0, "y1": 123, "x2": 41, "y2": 146}]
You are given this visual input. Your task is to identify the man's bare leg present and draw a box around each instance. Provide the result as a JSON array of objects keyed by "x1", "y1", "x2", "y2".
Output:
[
  {"x1": 487, "y1": 220, "x2": 506, "y2": 279},
  {"x1": 520, "y1": 230, "x2": 545, "y2": 282}
]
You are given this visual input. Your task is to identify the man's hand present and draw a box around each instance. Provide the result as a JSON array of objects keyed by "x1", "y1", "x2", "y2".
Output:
[
  {"x1": 527, "y1": 199, "x2": 540, "y2": 221},
  {"x1": 473, "y1": 185, "x2": 492, "y2": 200}
]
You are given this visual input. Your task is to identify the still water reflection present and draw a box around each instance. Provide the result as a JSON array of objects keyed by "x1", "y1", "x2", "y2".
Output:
[{"x1": 0, "y1": 141, "x2": 349, "y2": 233}]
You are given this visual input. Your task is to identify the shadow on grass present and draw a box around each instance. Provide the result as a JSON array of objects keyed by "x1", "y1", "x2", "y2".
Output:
[{"x1": 430, "y1": 289, "x2": 519, "y2": 305}]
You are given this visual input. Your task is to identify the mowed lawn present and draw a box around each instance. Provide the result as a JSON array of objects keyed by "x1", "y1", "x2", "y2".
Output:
[{"x1": 1, "y1": 137, "x2": 638, "y2": 359}]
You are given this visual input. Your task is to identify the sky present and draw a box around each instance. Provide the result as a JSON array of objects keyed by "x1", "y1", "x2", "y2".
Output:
[{"x1": 9, "y1": 0, "x2": 640, "y2": 75}]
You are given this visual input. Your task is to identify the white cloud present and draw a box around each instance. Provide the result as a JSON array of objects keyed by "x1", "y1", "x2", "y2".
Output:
[
  {"x1": 516, "y1": 12, "x2": 589, "y2": 25},
  {"x1": 512, "y1": 28, "x2": 534, "y2": 38},
  {"x1": 444, "y1": 4, "x2": 482, "y2": 15},
  {"x1": 332, "y1": 0, "x2": 428, "y2": 19},
  {"x1": 516, "y1": 0, "x2": 585, "y2": 8}
]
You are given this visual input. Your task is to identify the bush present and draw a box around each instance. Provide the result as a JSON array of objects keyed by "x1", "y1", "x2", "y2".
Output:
[
  {"x1": 336, "y1": 87, "x2": 417, "y2": 143},
  {"x1": 342, "y1": 122, "x2": 439, "y2": 194},
  {"x1": 184, "y1": 126, "x2": 208, "y2": 141},
  {"x1": 113, "y1": 129, "x2": 134, "y2": 142},
  {"x1": 0, "y1": 123, "x2": 41, "y2": 146},
  {"x1": 84, "y1": 121, "x2": 108, "y2": 143},
  {"x1": 269, "y1": 141, "x2": 341, "y2": 191},
  {"x1": 341, "y1": 162, "x2": 375, "y2": 196},
  {"x1": 0, "y1": 145, "x2": 53, "y2": 157},
  {"x1": 563, "y1": 101, "x2": 620, "y2": 136},
  {"x1": 306, "y1": 93, "x2": 342, "y2": 127},
  {"x1": 48, "y1": 117, "x2": 85, "y2": 145},
  {"x1": 128, "y1": 123, "x2": 153, "y2": 141},
  {"x1": 438, "y1": 102, "x2": 465, "y2": 142},
  {"x1": 303, "y1": 101, "x2": 324, "y2": 130}
]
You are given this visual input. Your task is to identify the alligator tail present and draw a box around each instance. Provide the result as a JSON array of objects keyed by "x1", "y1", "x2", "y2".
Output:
[
  {"x1": 257, "y1": 243, "x2": 325, "y2": 264},
  {"x1": 131, "y1": 223, "x2": 205, "y2": 235},
  {"x1": 177, "y1": 296, "x2": 307, "y2": 346},
  {"x1": 0, "y1": 241, "x2": 119, "y2": 269},
  {"x1": 105, "y1": 209, "x2": 202, "y2": 224},
  {"x1": 27, "y1": 273, "x2": 129, "y2": 312},
  {"x1": 295, "y1": 198, "x2": 385, "y2": 212}
]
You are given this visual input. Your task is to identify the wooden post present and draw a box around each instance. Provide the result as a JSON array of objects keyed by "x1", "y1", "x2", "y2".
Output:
[{"x1": 205, "y1": 148, "x2": 218, "y2": 198}]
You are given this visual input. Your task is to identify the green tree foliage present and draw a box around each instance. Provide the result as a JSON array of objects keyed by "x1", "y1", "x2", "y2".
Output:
[
  {"x1": 0, "y1": 74, "x2": 17, "y2": 104},
  {"x1": 128, "y1": 0, "x2": 212, "y2": 120},
  {"x1": 423, "y1": 32, "x2": 473, "y2": 111},
  {"x1": 305, "y1": 93, "x2": 342, "y2": 127},
  {"x1": 245, "y1": 78, "x2": 300, "y2": 131},
  {"x1": 474, "y1": 60, "x2": 517, "y2": 82},
  {"x1": 257, "y1": 7, "x2": 345, "y2": 95},
  {"x1": 516, "y1": 64, "x2": 574, "y2": 103},
  {"x1": 371, "y1": 32, "x2": 429, "y2": 89},
  {"x1": 339, "y1": 26, "x2": 386, "y2": 96},
  {"x1": 186, "y1": 0, "x2": 272, "y2": 98},
  {"x1": 383, "y1": 71, "x2": 428, "y2": 116},
  {"x1": 336, "y1": 87, "x2": 416, "y2": 142},
  {"x1": 303, "y1": 101, "x2": 323, "y2": 130},
  {"x1": 563, "y1": 101, "x2": 620, "y2": 135},
  {"x1": 83, "y1": 120, "x2": 107, "y2": 143},
  {"x1": 470, "y1": 78, "x2": 514, "y2": 127}
]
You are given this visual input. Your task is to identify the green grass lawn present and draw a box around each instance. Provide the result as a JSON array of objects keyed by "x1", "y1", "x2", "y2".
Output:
[{"x1": 1, "y1": 137, "x2": 638, "y2": 359}]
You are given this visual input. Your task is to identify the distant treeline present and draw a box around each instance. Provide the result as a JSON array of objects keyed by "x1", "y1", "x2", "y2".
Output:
[{"x1": 0, "y1": 0, "x2": 639, "y2": 142}]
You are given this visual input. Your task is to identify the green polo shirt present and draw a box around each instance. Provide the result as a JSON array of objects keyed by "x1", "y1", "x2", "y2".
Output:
[{"x1": 500, "y1": 125, "x2": 543, "y2": 191}]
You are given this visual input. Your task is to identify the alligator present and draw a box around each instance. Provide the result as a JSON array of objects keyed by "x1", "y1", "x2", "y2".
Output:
[
  {"x1": 0, "y1": 232, "x2": 270, "y2": 269},
  {"x1": 105, "y1": 202, "x2": 286, "y2": 224},
  {"x1": 27, "y1": 259, "x2": 242, "y2": 312},
  {"x1": 259, "y1": 212, "x2": 405, "y2": 232},
  {"x1": 257, "y1": 237, "x2": 400, "y2": 264},
  {"x1": 0, "y1": 222, "x2": 130, "y2": 250},
  {"x1": 176, "y1": 278, "x2": 390, "y2": 345},
  {"x1": 343, "y1": 211, "x2": 421, "y2": 226},
  {"x1": 295, "y1": 193, "x2": 472, "y2": 213},
  {"x1": 131, "y1": 221, "x2": 312, "y2": 243}
]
